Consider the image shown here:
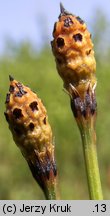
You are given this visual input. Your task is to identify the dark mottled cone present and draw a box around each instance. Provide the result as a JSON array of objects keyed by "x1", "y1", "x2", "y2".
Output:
[
  {"x1": 51, "y1": 3, "x2": 96, "y2": 99},
  {"x1": 5, "y1": 77, "x2": 57, "y2": 191}
]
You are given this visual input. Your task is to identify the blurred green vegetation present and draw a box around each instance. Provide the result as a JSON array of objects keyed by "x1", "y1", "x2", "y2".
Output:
[{"x1": 1, "y1": 11, "x2": 110, "y2": 200}]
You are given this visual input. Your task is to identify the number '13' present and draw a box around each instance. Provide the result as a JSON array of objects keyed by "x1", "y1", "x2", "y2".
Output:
[{"x1": 94, "y1": 204, "x2": 106, "y2": 212}]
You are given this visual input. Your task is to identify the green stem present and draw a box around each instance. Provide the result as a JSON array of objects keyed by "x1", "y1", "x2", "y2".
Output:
[
  {"x1": 44, "y1": 180, "x2": 58, "y2": 200},
  {"x1": 79, "y1": 122, "x2": 103, "y2": 200}
]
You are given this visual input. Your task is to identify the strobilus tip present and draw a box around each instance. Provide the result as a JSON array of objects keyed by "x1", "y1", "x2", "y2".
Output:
[
  {"x1": 59, "y1": 2, "x2": 71, "y2": 17},
  {"x1": 9, "y1": 75, "x2": 14, "y2": 81}
]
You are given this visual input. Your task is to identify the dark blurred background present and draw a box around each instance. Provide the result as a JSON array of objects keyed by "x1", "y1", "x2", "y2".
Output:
[{"x1": 0, "y1": 0, "x2": 110, "y2": 199}]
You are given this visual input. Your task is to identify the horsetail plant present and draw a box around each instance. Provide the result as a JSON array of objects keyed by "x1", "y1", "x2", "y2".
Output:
[
  {"x1": 51, "y1": 3, "x2": 103, "y2": 200},
  {"x1": 4, "y1": 76, "x2": 57, "y2": 200}
]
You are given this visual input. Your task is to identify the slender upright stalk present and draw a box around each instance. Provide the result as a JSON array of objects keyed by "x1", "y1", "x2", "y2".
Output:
[
  {"x1": 44, "y1": 180, "x2": 58, "y2": 200},
  {"x1": 78, "y1": 120, "x2": 103, "y2": 199},
  {"x1": 70, "y1": 84, "x2": 103, "y2": 200}
]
